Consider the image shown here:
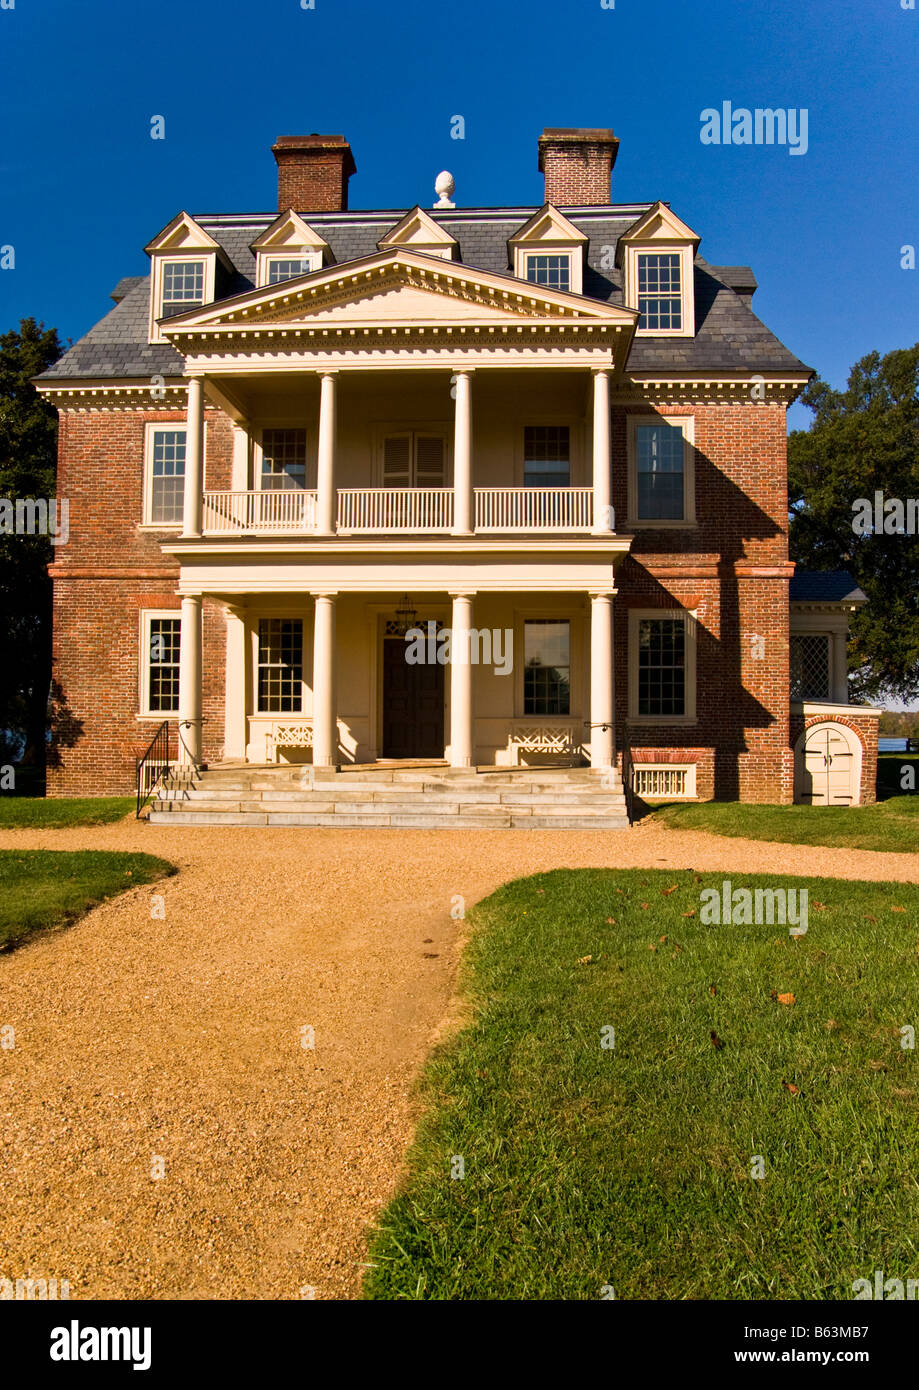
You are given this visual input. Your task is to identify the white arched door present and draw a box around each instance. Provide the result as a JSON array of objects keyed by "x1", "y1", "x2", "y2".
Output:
[{"x1": 794, "y1": 721, "x2": 862, "y2": 806}]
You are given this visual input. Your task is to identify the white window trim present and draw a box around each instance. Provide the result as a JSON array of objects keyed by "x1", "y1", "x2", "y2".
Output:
[
  {"x1": 517, "y1": 249, "x2": 579, "y2": 296},
  {"x1": 515, "y1": 418, "x2": 584, "y2": 487},
  {"x1": 142, "y1": 421, "x2": 206, "y2": 529},
  {"x1": 623, "y1": 243, "x2": 694, "y2": 339},
  {"x1": 139, "y1": 609, "x2": 182, "y2": 719},
  {"x1": 256, "y1": 249, "x2": 324, "y2": 288},
  {"x1": 149, "y1": 253, "x2": 216, "y2": 344},
  {"x1": 626, "y1": 414, "x2": 696, "y2": 527},
  {"x1": 627, "y1": 607, "x2": 697, "y2": 726},
  {"x1": 254, "y1": 614, "x2": 307, "y2": 716},
  {"x1": 514, "y1": 609, "x2": 582, "y2": 721}
]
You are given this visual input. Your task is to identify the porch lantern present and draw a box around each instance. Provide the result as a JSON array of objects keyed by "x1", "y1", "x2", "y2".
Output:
[{"x1": 394, "y1": 594, "x2": 419, "y2": 636}]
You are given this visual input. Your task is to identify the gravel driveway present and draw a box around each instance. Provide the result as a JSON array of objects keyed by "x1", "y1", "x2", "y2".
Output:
[{"x1": 2, "y1": 819, "x2": 918, "y2": 1301}]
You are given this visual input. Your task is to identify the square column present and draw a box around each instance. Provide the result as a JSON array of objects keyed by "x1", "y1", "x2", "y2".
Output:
[
  {"x1": 181, "y1": 377, "x2": 204, "y2": 539},
  {"x1": 452, "y1": 369, "x2": 474, "y2": 535},
  {"x1": 178, "y1": 594, "x2": 203, "y2": 766},
  {"x1": 589, "y1": 589, "x2": 615, "y2": 768},
  {"x1": 223, "y1": 603, "x2": 248, "y2": 761},
  {"x1": 449, "y1": 591, "x2": 475, "y2": 767},
  {"x1": 316, "y1": 370, "x2": 338, "y2": 536},
  {"x1": 312, "y1": 593, "x2": 338, "y2": 766},
  {"x1": 591, "y1": 367, "x2": 613, "y2": 534}
]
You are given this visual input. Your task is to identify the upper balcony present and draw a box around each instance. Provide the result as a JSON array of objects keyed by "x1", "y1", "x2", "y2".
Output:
[{"x1": 200, "y1": 486, "x2": 596, "y2": 537}]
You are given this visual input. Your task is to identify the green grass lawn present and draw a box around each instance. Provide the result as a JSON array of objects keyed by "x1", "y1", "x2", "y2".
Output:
[
  {"x1": 651, "y1": 797, "x2": 919, "y2": 853},
  {"x1": 0, "y1": 797, "x2": 135, "y2": 829},
  {"x1": 0, "y1": 850, "x2": 176, "y2": 951},
  {"x1": 365, "y1": 868, "x2": 919, "y2": 1300}
]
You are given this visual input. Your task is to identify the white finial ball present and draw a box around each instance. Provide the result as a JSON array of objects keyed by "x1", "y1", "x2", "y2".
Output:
[{"x1": 435, "y1": 170, "x2": 455, "y2": 199}]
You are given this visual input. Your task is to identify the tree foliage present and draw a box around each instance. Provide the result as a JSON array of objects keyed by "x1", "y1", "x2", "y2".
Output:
[
  {"x1": 788, "y1": 343, "x2": 919, "y2": 702},
  {"x1": 0, "y1": 319, "x2": 63, "y2": 764}
]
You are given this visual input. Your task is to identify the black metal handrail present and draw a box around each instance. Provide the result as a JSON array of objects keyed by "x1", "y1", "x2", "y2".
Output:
[
  {"x1": 136, "y1": 720, "x2": 171, "y2": 818},
  {"x1": 621, "y1": 723, "x2": 636, "y2": 826}
]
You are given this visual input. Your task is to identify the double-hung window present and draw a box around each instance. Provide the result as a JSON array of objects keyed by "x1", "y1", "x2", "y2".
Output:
[
  {"x1": 629, "y1": 609, "x2": 696, "y2": 723},
  {"x1": 524, "y1": 426, "x2": 570, "y2": 488},
  {"x1": 265, "y1": 254, "x2": 318, "y2": 285},
  {"x1": 160, "y1": 260, "x2": 205, "y2": 318},
  {"x1": 637, "y1": 252, "x2": 682, "y2": 331},
  {"x1": 629, "y1": 416, "x2": 694, "y2": 524},
  {"x1": 145, "y1": 427, "x2": 186, "y2": 525},
  {"x1": 261, "y1": 429, "x2": 307, "y2": 490},
  {"x1": 524, "y1": 253, "x2": 571, "y2": 292},
  {"x1": 523, "y1": 620, "x2": 571, "y2": 715},
  {"x1": 142, "y1": 613, "x2": 181, "y2": 716},
  {"x1": 257, "y1": 619, "x2": 303, "y2": 713}
]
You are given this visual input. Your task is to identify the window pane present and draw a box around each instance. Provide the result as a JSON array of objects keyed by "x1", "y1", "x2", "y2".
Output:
[
  {"x1": 150, "y1": 428, "x2": 186, "y2": 524},
  {"x1": 524, "y1": 426, "x2": 570, "y2": 487},
  {"x1": 637, "y1": 253, "x2": 682, "y2": 330},
  {"x1": 790, "y1": 634, "x2": 830, "y2": 700},
  {"x1": 524, "y1": 620, "x2": 570, "y2": 715},
  {"x1": 638, "y1": 617, "x2": 686, "y2": 717},
  {"x1": 636, "y1": 423, "x2": 684, "y2": 520},
  {"x1": 261, "y1": 429, "x2": 307, "y2": 490},
  {"x1": 161, "y1": 260, "x2": 204, "y2": 317},
  {"x1": 257, "y1": 618, "x2": 303, "y2": 712},
  {"x1": 267, "y1": 257, "x2": 313, "y2": 284},
  {"x1": 525, "y1": 254, "x2": 571, "y2": 292},
  {"x1": 148, "y1": 617, "x2": 181, "y2": 713}
]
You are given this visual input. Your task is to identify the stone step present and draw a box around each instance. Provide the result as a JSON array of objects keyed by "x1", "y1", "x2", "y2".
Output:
[
  {"x1": 156, "y1": 784, "x2": 626, "y2": 809},
  {"x1": 147, "y1": 808, "x2": 630, "y2": 830}
]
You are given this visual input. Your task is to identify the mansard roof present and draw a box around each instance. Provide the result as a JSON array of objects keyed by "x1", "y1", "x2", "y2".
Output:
[{"x1": 38, "y1": 203, "x2": 810, "y2": 380}]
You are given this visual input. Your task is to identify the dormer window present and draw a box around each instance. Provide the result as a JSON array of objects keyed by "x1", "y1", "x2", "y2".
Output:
[
  {"x1": 509, "y1": 205, "x2": 587, "y2": 296},
  {"x1": 525, "y1": 253, "x2": 571, "y2": 292},
  {"x1": 637, "y1": 252, "x2": 682, "y2": 331},
  {"x1": 618, "y1": 202, "x2": 700, "y2": 339},
  {"x1": 251, "y1": 211, "x2": 333, "y2": 288},
  {"x1": 161, "y1": 260, "x2": 205, "y2": 317},
  {"x1": 377, "y1": 207, "x2": 458, "y2": 261},
  {"x1": 145, "y1": 212, "x2": 226, "y2": 344}
]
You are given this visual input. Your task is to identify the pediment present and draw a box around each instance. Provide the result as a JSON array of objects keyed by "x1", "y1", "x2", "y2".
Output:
[
  {"x1": 618, "y1": 201, "x2": 700, "y2": 247},
  {"x1": 378, "y1": 207, "x2": 458, "y2": 259},
  {"x1": 508, "y1": 204, "x2": 588, "y2": 247},
  {"x1": 145, "y1": 211, "x2": 222, "y2": 255},
  {"x1": 251, "y1": 210, "x2": 332, "y2": 257},
  {"x1": 161, "y1": 249, "x2": 637, "y2": 336}
]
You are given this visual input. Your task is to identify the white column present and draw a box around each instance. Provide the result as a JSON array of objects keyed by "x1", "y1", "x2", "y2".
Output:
[
  {"x1": 591, "y1": 368, "x2": 613, "y2": 534},
  {"x1": 452, "y1": 369, "x2": 474, "y2": 535},
  {"x1": 230, "y1": 421, "x2": 250, "y2": 492},
  {"x1": 223, "y1": 604, "x2": 248, "y2": 761},
  {"x1": 449, "y1": 591, "x2": 474, "y2": 767},
  {"x1": 181, "y1": 377, "x2": 204, "y2": 539},
  {"x1": 316, "y1": 371, "x2": 338, "y2": 536},
  {"x1": 589, "y1": 590, "x2": 615, "y2": 769},
  {"x1": 312, "y1": 593, "x2": 338, "y2": 766},
  {"x1": 178, "y1": 594, "x2": 203, "y2": 767}
]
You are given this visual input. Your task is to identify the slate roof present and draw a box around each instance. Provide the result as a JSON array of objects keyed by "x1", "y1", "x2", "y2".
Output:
[
  {"x1": 790, "y1": 569, "x2": 867, "y2": 605},
  {"x1": 38, "y1": 206, "x2": 810, "y2": 380}
]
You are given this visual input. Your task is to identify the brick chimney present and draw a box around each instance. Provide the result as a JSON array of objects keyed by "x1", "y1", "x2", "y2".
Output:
[
  {"x1": 271, "y1": 134, "x2": 356, "y2": 213},
  {"x1": 537, "y1": 128, "x2": 619, "y2": 206}
]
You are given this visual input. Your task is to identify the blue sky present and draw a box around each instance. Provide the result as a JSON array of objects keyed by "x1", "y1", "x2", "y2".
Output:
[{"x1": 0, "y1": 0, "x2": 916, "y2": 431}]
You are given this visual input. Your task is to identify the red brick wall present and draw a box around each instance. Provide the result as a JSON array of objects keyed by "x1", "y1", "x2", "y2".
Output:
[
  {"x1": 614, "y1": 400, "x2": 794, "y2": 803},
  {"x1": 47, "y1": 406, "x2": 231, "y2": 795}
]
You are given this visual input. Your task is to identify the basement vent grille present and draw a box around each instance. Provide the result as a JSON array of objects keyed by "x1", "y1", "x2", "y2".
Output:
[{"x1": 633, "y1": 764, "x2": 696, "y2": 799}]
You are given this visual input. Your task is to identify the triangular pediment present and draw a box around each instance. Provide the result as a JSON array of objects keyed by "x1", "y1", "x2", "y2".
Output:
[
  {"x1": 378, "y1": 207, "x2": 458, "y2": 259},
  {"x1": 161, "y1": 249, "x2": 637, "y2": 337},
  {"x1": 508, "y1": 204, "x2": 588, "y2": 248},
  {"x1": 145, "y1": 211, "x2": 223, "y2": 255},
  {"x1": 250, "y1": 209, "x2": 332, "y2": 258},
  {"x1": 618, "y1": 201, "x2": 700, "y2": 248}
]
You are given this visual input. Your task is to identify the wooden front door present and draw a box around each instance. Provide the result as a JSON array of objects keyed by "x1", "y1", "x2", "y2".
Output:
[
  {"x1": 382, "y1": 636, "x2": 444, "y2": 758},
  {"x1": 796, "y1": 722, "x2": 858, "y2": 805}
]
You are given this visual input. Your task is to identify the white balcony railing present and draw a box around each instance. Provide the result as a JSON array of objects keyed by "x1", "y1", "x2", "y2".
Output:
[
  {"x1": 474, "y1": 487, "x2": 593, "y2": 532},
  {"x1": 202, "y1": 489, "x2": 318, "y2": 534},
  {"x1": 200, "y1": 487, "x2": 596, "y2": 536},
  {"x1": 337, "y1": 487, "x2": 454, "y2": 533}
]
